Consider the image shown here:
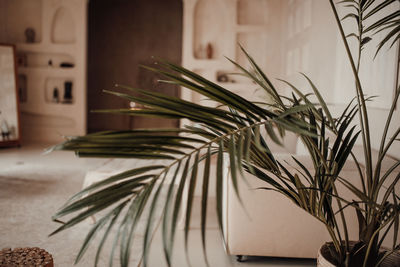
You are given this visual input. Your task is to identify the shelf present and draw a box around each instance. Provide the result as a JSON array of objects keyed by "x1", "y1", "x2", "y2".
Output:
[
  {"x1": 15, "y1": 50, "x2": 75, "y2": 69},
  {"x1": 15, "y1": 43, "x2": 76, "y2": 54},
  {"x1": 20, "y1": 101, "x2": 78, "y2": 118},
  {"x1": 1, "y1": 0, "x2": 43, "y2": 43},
  {"x1": 187, "y1": 59, "x2": 232, "y2": 71},
  {"x1": 45, "y1": 78, "x2": 74, "y2": 104},
  {"x1": 18, "y1": 67, "x2": 75, "y2": 77},
  {"x1": 20, "y1": 110, "x2": 77, "y2": 130},
  {"x1": 15, "y1": 43, "x2": 44, "y2": 52},
  {"x1": 193, "y1": 0, "x2": 229, "y2": 60},
  {"x1": 236, "y1": 25, "x2": 266, "y2": 33}
]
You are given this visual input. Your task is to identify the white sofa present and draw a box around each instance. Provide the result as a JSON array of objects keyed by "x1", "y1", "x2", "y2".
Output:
[
  {"x1": 222, "y1": 131, "x2": 400, "y2": 260},
  {"x1": 222, "y1": 133, "x2": 363, "y2": 259},
  {"x1": 81, "y1": 132, "x2": 399, "y2": 260}
]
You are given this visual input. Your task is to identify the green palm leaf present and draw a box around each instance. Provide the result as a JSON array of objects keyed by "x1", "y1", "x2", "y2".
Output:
[{"x1": 50, "y1": 3, "x2": 400, "y2": 264}]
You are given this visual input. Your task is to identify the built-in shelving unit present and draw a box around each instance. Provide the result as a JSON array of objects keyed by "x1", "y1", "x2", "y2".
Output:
[
  {"x1": 0, "y1": 0, "x2": 87, "y2": 142},
  {"x1": 182, "y1": 0, "x2": 272, "y2": 117}
]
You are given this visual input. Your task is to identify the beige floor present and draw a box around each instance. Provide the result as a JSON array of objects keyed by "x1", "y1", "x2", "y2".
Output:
[{"x1": 0, "y1": 143, "x2": 315, "y2": 267}]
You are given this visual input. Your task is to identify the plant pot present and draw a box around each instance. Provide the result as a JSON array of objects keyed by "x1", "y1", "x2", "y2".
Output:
[
  {"x1": 317, "y1": 244, "x2": 335, "y2": 267},
  {"x1": 317, "y1": 242, "x2": 400, "y2": 267}
]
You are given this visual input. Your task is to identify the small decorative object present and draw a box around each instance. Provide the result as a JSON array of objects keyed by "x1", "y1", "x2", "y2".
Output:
[
  {"x1": 60, "y1": 62, "x2": 74, "y2": 68},
  {"x1": 129, "y1": 101, "x2": 144, "y2": 110},
  {"x1": 0, "y1": 247, "x2": 54, "y2": 267},
  {"x1": 63, "y1": 81, "x2": 73, "y2": 103},
  {"x1": 52, "y1": 87, "x2": 59, "y2": 103},
  {"x1": 24, "y1": 28, "x2": 36, "y2": 43},
  {"x1": 16, "y1": 53, "x2": 27, "y2": 67},
  {"x1": 217, "y1": 73, "x2": 229, "y2": 83},
  {"x1": 206, "y1": 42, "x2": 213, "y2": 59},
  {"x1": 18, "y1": 75, "x2": 27, "y2": 103},
  {"x1": 48, "y1": 59, "x2": 53, "y2": 67},
  {"x1": 1, "y1": 121, "x2": 10, "y2": 140},
  {"x1": 216, "y1": 71, "x2": 235, "y2": 83}
]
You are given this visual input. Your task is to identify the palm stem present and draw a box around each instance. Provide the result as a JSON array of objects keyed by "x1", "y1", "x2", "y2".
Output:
[
  {"x1": 355, "y1": 0, "x2": 372, "y2": 227},
  {"x1": 376, "y1": 126, "x2": 400, "y2": 172},
  {"x1": 328, "y1": 0, "x2": 373, "y2": 220},
  {"x1": 362, "y1": 217, "x2": 394, "y2": 267},
  {"x1": 374, "y1": 85, "x2": 400, "y2": 199},
  {"x1": 356, "y1": 6, "x2": 363, "y2": 73},
  {"x1": 333, "y1": 185, "x2": 349, "y2": 252}
]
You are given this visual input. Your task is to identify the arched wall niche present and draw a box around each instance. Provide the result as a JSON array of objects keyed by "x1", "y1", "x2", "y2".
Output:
[
  {"x1": 193, "y1": 0, "x2": 229, "y2": 60},
  {"x1": 51, "y1": 6, "x2": 75, "y2": 44},
  {"x1": 0, "y1": 0, "x2": 43, "y2": 43},
  {"x1": 237, "y1": 0, "x2": 269, "y2": 25}
]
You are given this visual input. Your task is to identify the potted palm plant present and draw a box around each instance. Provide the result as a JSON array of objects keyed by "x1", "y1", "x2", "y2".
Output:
[{"x1": 49, "y1": 0, "x2": 399, "y2": 266}]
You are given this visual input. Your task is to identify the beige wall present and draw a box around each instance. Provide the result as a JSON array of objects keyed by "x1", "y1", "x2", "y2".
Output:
[
  {"x1": 182, "y1": 0, "x2": 399, "y2": 158},
  {"x1": 281, "y1": 0, "x2": 400, "y2": 158}
]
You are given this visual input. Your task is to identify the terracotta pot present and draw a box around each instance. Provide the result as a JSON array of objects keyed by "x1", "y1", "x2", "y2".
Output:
[{"x1": 317, "y1": 242, "x2": 400, "y2": 267}]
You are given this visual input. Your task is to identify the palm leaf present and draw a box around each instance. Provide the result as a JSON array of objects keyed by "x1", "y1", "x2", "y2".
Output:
[
  {"x1": 50, "y1": 9, "x2": 400, "y2": 264},
  {"x1": 75, "y1": 200, "x2": 128, "y2": 264},
  {"x1": 200, "y1": 146, "x2": 211, "y2": 266},
  {"x1": 215, "y1": 140, "x2": 225, "y2": 242},
  {"x1": 162, "y1": 162, "x2": 181, "y2": 266},
  {"x1": 94, "y1": 200, "x2": 127, "y2": 267},
  {"x1": 184, "y1": 152, "x2": 199, "y2": 256}
]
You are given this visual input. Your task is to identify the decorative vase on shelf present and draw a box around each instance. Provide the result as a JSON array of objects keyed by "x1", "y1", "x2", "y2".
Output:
[
  {"x1": 60, "y1": 62, "x2": 74, "y2": 68},
  {"x1": 206, "y1": 42, "x2": 213, "y2": 59},
  {"x1": 63, "y1": 81, "x2": 73, "y2": 104},
  {"x1": 24, "y1": 28, "x2": 35, "y2": 43},
  {"x1": 52, "y1": 87, "x2": 59, "y2": 103},
  {"x1": 18, "y1": 75, "x2": 27, "y2": 103}
]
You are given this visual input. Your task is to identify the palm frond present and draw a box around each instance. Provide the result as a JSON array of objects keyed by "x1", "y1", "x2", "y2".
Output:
[{"x1": 51, "y1": 2, "x2": 400, "y2": 264}]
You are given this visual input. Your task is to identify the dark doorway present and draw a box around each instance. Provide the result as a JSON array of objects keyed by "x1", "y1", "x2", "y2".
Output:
[{"x1": 87, "y1": 0, "x2": 182, "y2": 133}]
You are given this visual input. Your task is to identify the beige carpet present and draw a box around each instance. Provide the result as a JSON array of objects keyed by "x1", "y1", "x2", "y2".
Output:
[
  {"x1": 0, "y1": 144, "x2": 222, "y2": 267},
  {"x1": 0, "y1": 145, "x2": 318, "y2": 267},
  {"x1": 0, "y1": 145, "x2": 153, "y2": 267}
]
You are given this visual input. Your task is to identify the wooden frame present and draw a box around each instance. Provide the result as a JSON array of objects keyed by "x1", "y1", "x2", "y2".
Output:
[{"x1": 0, "y1": 44, "x2": 21, "y2": 148}]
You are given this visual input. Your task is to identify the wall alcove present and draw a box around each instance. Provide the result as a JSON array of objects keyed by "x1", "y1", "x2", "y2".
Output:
[
  {"x1": 237, "y1": 0, "x2": 268, "y2": 25},
  {"x1": 19, "y1": 52, "x2": 74, "y2": 68},
  {"x1": 0, "y1": 0, "x2": 43, "y2": 43},
  {"x1": 51, "y1": 6, "x2": 75, "y2": 44},
  {"x1": 193, "y1": 0, "x2": 229, "y2": 60}
]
